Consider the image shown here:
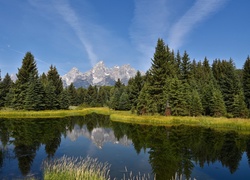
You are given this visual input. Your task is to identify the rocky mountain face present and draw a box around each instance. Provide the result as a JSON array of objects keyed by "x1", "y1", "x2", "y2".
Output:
[{"x1": 62, "y1": 61, "x2": 139, "y2": 88}]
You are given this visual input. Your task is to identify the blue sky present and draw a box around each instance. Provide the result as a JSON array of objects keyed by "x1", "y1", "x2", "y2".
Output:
[{"x1": 0, "y1": 0, "x2": 249, "y2": 76}]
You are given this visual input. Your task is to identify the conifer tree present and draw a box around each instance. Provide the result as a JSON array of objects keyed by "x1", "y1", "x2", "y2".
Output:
[
  {"x1": 44, "y1": 81, "x2": 58, "y2": 110},
  {"x1": 164, "y1": 77, "x2": 190, "y2": 116},
  {"x1": 14, "y1": 52, "x2": 39, "y2": 109},
  {"x1": 175, "y1": 50, "x2": 182, "y2": 78},
  {"x1": 47, "y1": 65, "x2": 63, "y2": 109},
  {"x1": 199, "y1": 57, "x2": 216, "y2": 115},
  {"x1": 243, "y1": 56, "x2": 250, "y2": 109},
  {"x1": 109, "y1": 79, "x2": 126, "y2": 110},
  {"x1": 180, "y1": 51, "x2": 191, "y2": 82},
  {"x1": 190, "y1": 89, "x2": 203, "y2": 116},
  {"x1": 24, "y1": 75, "x2": 45, "y2": 110},
  {"x1": 85, "y1": 85, "x2": 94, "y2": 106},
  {"x1": 136, "y1": 82, "x2": 154, "y2": 115},
  {"x1": 118, "y1": 91, "x2": 131, "y2": 110},
  {"x1": 109, "y1": 87, "x2": 122, "y2": 110},
  {"x1": 67, "y1": 83, "x2": 78, "y2": 106},
  {"x1": 114, "y1": 78, "x2": 123, "y2": 88},
  {"x1": 47, "y1": 65, "x2": 63, "y2": 95},
  {"x1": 212, "y1": 59, "x2": 240, "y2": 114},
  {"x1": 232, "y1": 91, "x2": 249, "y2": 118},
  {"x1": 0, "y1": 73, "x2": 13, "y2": 107},
  {"x1": 146, "y1": 38, "x2": 170, "y2": 114},
  {"x1": 210, "y1": 88, "x2": 226, "y2": 117},
  {"x1": 98, "y1": 86, "x2": 111, "y2": 106},
  {"x1": 40, "y1": 73, "x2": 48, "y2": 86},
  {"x1": 59, "y1": 89, "x2": 69, "y2": 109},
  {"x1": 127, "y1": 71, "x2": 144, "y2": 112},
  {"x1": 76, "y1": 87, "x2": 87, "y2": 105}
]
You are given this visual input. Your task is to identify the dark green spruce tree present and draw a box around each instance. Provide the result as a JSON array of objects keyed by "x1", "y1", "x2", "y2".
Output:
[
  {"x1": 127, "y1": 71, "x2": 144, "y2": 113},
  {"x1": 44, "y1": 80, "x2": 58, "y2": 110},
  {"x1": 24, "y1": 75, "x2": 45, "y2": 110},
  {"x1": 140, "y1": 38, "x2": 173, "y2": 114},
  {"x1": 243, "y1": 56, "x2": 250, "y2": 110},
  {"x1": 180, "y1": 51, "x2": 191, "y2": 82},
  {"x1": 12, "y1": 52, "x2": 39, "y2": 109},
  {"x1": 47, "y1": 65, "x2": 63, "y2": 109},
  {"x1": 0, "y1": 73, "x2": 13, "y2": 107},
  {"x1": 212, "y1": 59, "x2": 241, "y2": 115},
  {"x1": 232, "y1": 91, "x2": 249, "y2": 118},
  {"x1": 210, "y1": 87, "x2": 226, "y2": 117},
  {"x1": 164, "y1": 77, "x2": 191, "y2": 116},
  {"x1": 59, "y1": 89, "x2": 69, "y2": 109},
  {"x1": 67, "y1": 83, "x2": 78, "y2": 106},
  {"x1": 109, "y1": 79, "x2": 125, "y2": 110}
]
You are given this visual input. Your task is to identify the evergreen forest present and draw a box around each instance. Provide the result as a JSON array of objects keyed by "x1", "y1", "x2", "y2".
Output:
[{"x1": 1, "y1": 38, "x2": 250, "y2": 118}]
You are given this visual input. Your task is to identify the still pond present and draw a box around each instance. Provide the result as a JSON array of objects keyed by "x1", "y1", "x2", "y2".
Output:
[{"x1": 0, "y1": 113, "x2": 250, "y2": 179}]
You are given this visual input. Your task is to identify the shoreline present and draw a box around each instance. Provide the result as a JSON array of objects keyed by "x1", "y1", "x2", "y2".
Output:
[{"x1": 1, "y1": 107, "x2": 250, "y2": 132}]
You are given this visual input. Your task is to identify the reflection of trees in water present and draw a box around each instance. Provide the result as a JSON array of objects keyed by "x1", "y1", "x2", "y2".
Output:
[
  {"x1": 112, "y1": 122, "x2": 250, "y2": 179},
  {"x1": 0, "y1": 113, "x2": 111, "y2": 176},
  {"x1": 14, "y1": 144, "x2": 36, "y2": 176},
  {"x1": 45, "y1": 136, "x2": 61, "y2": 159},
  {"x1": 0, "y1": 148, "x2": 3, "y2": 168},
  {"x1": 219, "y1": 131, "x2": 242, "y2": 173},
  {"x1": 246, "y1": 136, "x2": 250, "y2": 165},
  {"x1": 2, "y1": 115, "x2": 250, "y2": 178}
]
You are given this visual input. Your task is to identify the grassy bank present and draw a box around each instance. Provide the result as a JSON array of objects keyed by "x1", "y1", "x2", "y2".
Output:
[
  {"x1": 110, "y1": 111, "x2": 250, "y2": 132},
  {"x1": 0, "y1": 107, "x2": 111, "y2": 118},
  {"x1": 1, "y1": 107, "x2": 250, "y2": 132}
]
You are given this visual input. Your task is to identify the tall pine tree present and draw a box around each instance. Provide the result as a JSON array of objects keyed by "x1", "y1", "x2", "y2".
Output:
[
  {"x1": 243, "y1": 56, "x2": 250, "y2": 109},
  {"x1": 145, "y1": 38, "x2": 171, "y2": 114},
  {"x1": 13, "y1": 52, "x2": 39, "y2": 109},
  {"x1": 0, "y1": 73, "x2": 13, "y2": 107},
  {"x1": 47, "y1": 65, "x2": 63, "y2": 109}
]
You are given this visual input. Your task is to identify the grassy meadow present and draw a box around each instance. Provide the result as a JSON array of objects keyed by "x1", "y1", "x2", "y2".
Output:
[
  {"x1": 0, "y1": 107, "x2": 111, "y2": 118},
  {"x1": 1, "y1": 107, "x2": 250, "y2": 132}
]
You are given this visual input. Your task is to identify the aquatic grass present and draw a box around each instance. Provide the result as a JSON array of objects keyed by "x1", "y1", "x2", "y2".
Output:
[
  {"x1": 43, "y1": 156, "x2": 155, "y2": 180},
  {"x1": 43, "y1": 156, "x2": 111, "y2": 180}
]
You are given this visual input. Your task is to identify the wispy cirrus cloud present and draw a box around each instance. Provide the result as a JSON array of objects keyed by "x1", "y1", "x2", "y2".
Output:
[
  {"x1": 129, "y1": 0, "x2": 169, "y2": 69},
  {"x1": 130, "y1": 0, "x2": 227, "y2": 68},
  {"x1": 168, "y1": 0, "x2": 227, "y2": 50},
  {"x1": 53, "y1": 0, "x2": 98, "y2": 66},
  {"x1": 28, "y1": 0, "x2": 135, "y2": 69}
]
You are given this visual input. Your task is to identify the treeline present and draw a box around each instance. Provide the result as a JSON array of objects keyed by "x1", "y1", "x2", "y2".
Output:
[
  {"x1": 130, "y1": 38, "x2": 250, "y2": 118},
  {"x1": 1, "y1": 38, "x2": 250, "y2": 118}
]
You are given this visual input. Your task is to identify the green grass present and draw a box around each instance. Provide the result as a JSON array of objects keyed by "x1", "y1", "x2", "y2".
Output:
[
  {"x1": 43, "y1": 156, "x2": 154, "y2": 180},
  {"x1": 0, "y1": 107, "x2": 111, "y2": 118},
  {"x1": 1, "y1": 107, "x2": 250, "y2": 132},
  {"x1": 43, "y1": 156, "x2": 110, "y2": 180},
  {"x1": 110, "y1": 111, "x2": 250, "y2": 132}
]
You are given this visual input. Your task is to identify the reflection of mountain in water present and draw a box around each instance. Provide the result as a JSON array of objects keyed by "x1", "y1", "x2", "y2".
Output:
[{"x1": 67, "y1": 125, "x2": 132, "y2": 148}]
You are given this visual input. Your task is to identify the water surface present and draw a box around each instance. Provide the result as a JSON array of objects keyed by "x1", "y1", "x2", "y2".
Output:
[{"x1": 0, "y1": 113, "x2": 250, "y2": 179}]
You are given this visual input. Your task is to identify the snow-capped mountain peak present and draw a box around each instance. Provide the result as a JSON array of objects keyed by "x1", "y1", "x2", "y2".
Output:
[{"x1": 62, "y1": 61, "x2": 140, "y2": 88}]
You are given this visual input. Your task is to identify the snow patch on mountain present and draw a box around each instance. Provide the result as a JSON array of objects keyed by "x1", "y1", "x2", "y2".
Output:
[{"x1": 62, "y1": 61, "x2": 140, "y2": 88}]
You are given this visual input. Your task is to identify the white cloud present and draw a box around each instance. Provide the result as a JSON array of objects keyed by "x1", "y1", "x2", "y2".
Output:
[
  {"x1": 53, "y1": 0, "x2": 98, "y2": 66},
  {"x1": 168, "y1": 0, "x2": 227, "y2": 50},
  {"x1": 129, "y1": 0, "x2": 170, "y2": 69}
]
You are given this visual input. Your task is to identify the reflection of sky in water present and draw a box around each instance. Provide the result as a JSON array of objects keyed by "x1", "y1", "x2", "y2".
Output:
[
  {"x1": 59, "y1": 125, "x2": 152, "y2": 179},
  {"x1": 193, "y1": 153, "x2": 250, "y2": 180},
  {"x1": 1, "y1": 122, "x2": 250, "y2": 180}
]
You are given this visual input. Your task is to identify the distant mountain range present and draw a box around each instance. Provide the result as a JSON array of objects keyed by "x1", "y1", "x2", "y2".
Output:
[{"x1": 62, "y1": 61, "x2": 140, "y2": 88}]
